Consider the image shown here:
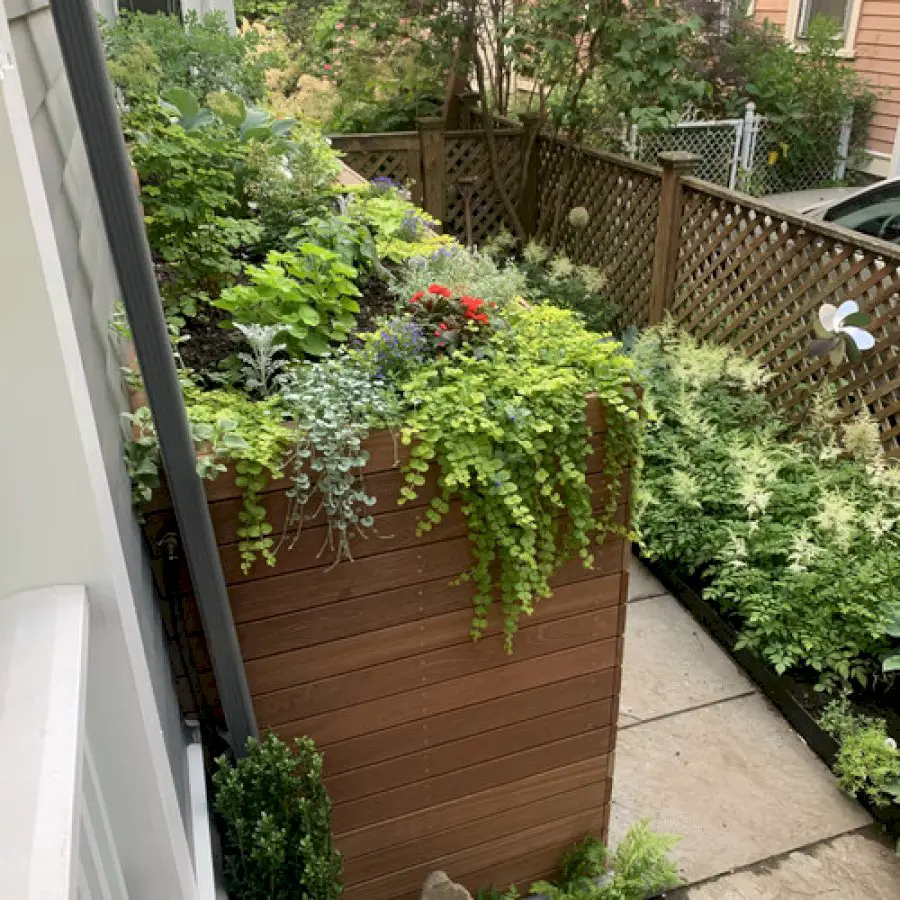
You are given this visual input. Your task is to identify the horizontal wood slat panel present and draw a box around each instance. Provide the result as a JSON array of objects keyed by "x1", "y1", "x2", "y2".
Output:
[
  {"x1": 255, "y1": 611, "x2": 619, "y2": 727},
  {"x1": 237, "y1": 572, "x2": 468, "y2": 660},
  {"x1": 332, "y1": 731, "x2": 612, "y2": 834},
  {"x1": 321, "y1": 670, "x2": 616, "y2": 776},
  {"x1": 216, "y1": 466, "x2": 621, "y2": 586},
  {"x1": 343, "y1": 783, "x2": 606, "y2": 887},
  {"x1": 199, "y1": 466, "x2": 623, "y2": 550},
  {"x1": 223, "y1": 501, "x2": 470, "y2": 584},
  {"x1": 343, "y1": 806, "x2": 609, "y2": 900},
  {"x1": 229, "y1": 536, "x2": 625, "y2": 626},
  {"x1": 231, "y1": 536, "x2": 472, "y2": 624},
  {"x1": 279, "y1": 641, "x2": 618, "y2": 748},
  {"x1": 147, "y1": 395, "x2": 627, "y2": 898},
  {"x1": 245, "y1": 573, "x2": 622, "y2": 694},
  {"x1": 336, "y1": 755, "x2": 612, "y2": 861},
  {"x1": 329, "y1": 702, "x2": 613, "y2": 805}
]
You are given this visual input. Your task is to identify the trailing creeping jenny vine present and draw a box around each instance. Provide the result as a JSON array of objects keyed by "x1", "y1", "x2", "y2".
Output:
[{"x1": 398, "y1": 304, "x2": 640, "y2": 650}]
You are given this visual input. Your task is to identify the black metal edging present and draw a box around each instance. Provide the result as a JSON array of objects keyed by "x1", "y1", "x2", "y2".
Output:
[
  {"x1": 638, "y1": 553, "x2": 900, "y2": 840},
  {"x1": 49, "y1": 0, "x2": 257, "y2": 754}
]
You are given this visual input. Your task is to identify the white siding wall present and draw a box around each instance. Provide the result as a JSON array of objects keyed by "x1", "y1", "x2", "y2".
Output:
[
  {"x1": 182, "y1": 0, "x2": 236, "y2": 29},
  {"x1": 1, "y1": 1, "x2": 198, "y2": 897}
]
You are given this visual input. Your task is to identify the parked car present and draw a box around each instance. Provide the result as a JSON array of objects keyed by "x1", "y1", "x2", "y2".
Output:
[{"x1": 767, "y1": 178, "x2": 900, "y2": 244}]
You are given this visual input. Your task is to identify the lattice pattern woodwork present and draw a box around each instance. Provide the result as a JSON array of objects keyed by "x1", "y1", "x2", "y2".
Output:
[
  {"x1": 537, "y1": 138, "x2": 661, "y2": 327},
  {"x1": 444, "y1": 130, "x2": 523, "y2": 246},
  {"x1": 329, "y1": 133, "x2": 419, "y2": 189},
  {"x1": 672, "y1": 182, "x2": 900, "y2": 454}
]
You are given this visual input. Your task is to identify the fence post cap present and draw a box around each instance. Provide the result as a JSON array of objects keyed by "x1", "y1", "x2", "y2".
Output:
[
  {"x1": 657, "y1": 150, "x2": 701, "y2": 172},
  {"x1": 416, "y1": 116, "x2": 445, "y2": 130}
]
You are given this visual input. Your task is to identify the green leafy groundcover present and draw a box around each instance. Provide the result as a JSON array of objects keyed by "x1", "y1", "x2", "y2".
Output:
[
  {"x1": 214, "y1": 733, "x2": 342, "y2": 900},
  {"x1": 634, "y1": 324, "x2": 900, "y2": 693},
  {"x1": 632, "y1": 324, "x2": 900, "y2": 828},
  {"x1": 476, "y1": 821, "x2": 680, "y2": 899}
]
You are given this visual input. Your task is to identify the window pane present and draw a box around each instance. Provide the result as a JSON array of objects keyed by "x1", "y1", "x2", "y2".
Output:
[
  {"x1": 824, "y1": 183, "x2": 900, "y2": 244},
  {"x1": 800, "y1": 0, "x2": 851, "y2": 36}
]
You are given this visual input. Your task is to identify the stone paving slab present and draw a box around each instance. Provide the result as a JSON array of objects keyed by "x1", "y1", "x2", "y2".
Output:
[
  {"x1": 609, "y1": 694, "x2": 871, "y2": 884},
  {"x1": 627, "y1": 556, "x2": 668, "y2": 601},
  {"x1": 619, "y1": 595, "x2": 753, "y2": 725},
  {"x1": 671, "y1": 830, "x2": 900, "y2": 899}
]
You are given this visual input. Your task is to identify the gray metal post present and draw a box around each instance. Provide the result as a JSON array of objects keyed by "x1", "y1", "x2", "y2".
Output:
[{"x1": 49, "y1": 0, "x2": 258, "y2": 754}]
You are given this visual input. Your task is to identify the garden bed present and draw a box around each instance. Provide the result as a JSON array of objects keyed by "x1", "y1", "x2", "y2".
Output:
[
  {"x1": 641, "y1": 554, "x2": 900, "y2": 842},
  {"x1": 144, "y1": 396, "x2": 632, "y2": 899}
]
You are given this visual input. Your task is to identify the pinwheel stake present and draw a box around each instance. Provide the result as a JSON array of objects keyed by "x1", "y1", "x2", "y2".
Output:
[{"x1": 809, "y1": 300, "x2": 875, "y2": 366}]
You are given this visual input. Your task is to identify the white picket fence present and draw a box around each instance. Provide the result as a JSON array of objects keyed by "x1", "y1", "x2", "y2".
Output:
[{"x1": 626, "y1": 103, "x2": 853, "y2": 195}]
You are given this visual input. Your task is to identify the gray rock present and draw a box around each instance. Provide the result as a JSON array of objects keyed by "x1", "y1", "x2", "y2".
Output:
[{"x1": 421, "y1": 870, "x2": 473, "y2": 900}]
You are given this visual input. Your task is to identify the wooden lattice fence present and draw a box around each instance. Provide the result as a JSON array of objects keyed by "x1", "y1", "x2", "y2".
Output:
[
  {"x1": 330, "y1": 123, "x2": 900, "y2": 454},
  {"x1": 536, "y1": 138, "x2": 661, "y2": 328},
  {"x1": 444, "y1": 129, "x2": 524, "y2": 245},
  {"x1": 330, "y1": 121, "x2": 528, "y2": 245},
  {"x1": 329, "y1": 132, "x2": 422, "y2": 205},
  {"x1": 670, "y1": 180, "x2": 900, "y2": 451}
]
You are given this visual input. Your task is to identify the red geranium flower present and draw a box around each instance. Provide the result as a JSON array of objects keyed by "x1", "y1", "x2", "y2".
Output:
[
  {"x1": 440, "y1": 322, "x2": 448, "y2": 330},
  {"x1": 410, "y1": 290, "x2": 425, "y2": 303},
  {"x1": 428, "y1": 284, "x2": 452, "y2": 298},
  {"x1": 434, "y1": 329, "x2": 442, "y2": 336},
  {"x1": 323, "y1": 63, "x2": 333, "y2": 70}
]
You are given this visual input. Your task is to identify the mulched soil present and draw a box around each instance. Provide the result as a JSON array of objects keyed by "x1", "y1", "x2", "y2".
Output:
[
  {"x1": 353, "y1": 273, "x2": 401, "y2": 336},
  {"x1": 179, "y1": 305, "x2": 238, "y2": 375},
  {"x1": 178, "y1": 272, "x2": 400, "y2": 372}
]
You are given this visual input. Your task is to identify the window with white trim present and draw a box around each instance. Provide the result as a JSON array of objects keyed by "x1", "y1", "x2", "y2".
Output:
[
  {"x1": 797, "y1": 0, "x2": 853, "y2": 39},
  {"x1": 785, "y1": 0, "x2": 862, "y2": 55}
]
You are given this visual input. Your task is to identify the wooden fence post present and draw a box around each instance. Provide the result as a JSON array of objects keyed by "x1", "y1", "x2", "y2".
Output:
[
  {"x1": 650, "y1": 151, "x2": 699, "y2": 325},
  {"x1": 517, "y1": 112, "x2": 542, "y2": 238},
  {"x1": 417, "y1": 116, "x2": 446, "y2": 224},
  {"x1": 458, "y1": 90, "x2": 479, "y2": 130}
]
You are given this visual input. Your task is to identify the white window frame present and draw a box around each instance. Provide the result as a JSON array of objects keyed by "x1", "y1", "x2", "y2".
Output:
[{"x1": 784, "y1": 0, "x2": 863, "y2": 57}]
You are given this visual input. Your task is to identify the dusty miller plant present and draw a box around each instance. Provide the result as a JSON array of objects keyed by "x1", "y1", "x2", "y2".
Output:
[
  {"x1": 234, "y1": 323, "x2": 290, "y2": 398},
  {"x1": 279, "y1": 353, "x2": 401, "y2": 566}
]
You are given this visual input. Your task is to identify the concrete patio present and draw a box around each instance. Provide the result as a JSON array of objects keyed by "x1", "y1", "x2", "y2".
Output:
[{"x1": 610, "y1": 557, "x2": 900, "y2": 898}]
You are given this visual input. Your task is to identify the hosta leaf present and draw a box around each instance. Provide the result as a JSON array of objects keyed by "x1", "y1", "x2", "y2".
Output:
[
  {"x1": 239, "y1": 108, "x2": 269, "y2": 138},
  {"x1": 296, "y1": 306, "x2": 321, "y2": 327},
  {"x1": 300, "y1": 333, "x2": 330, "y2": 356},
  {"x1": 161, "y1": 87, "x2": 200, "y2": 120}
]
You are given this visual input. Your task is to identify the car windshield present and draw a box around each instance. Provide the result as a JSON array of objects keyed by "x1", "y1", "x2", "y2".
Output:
[{"x1": 823, "y1": 182, "x2": 900, "y2": 244}]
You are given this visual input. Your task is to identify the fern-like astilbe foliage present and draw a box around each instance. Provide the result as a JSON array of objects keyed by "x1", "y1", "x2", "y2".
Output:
[
  {"x1": 398, "y1": 305, "x2": 640, "y2": 649},
  {"x1": 632, "y1": 324, "x2": 780, "y2": 575},
  {"x1": 213, "y1": 733, "x2": 342, "y2": 900},
  {"x1": 528, "y1": 822, "x2": 680, "y2": 899},
  {"x1": 634, "y1": 325, "x2": 900, "y2": 690}
]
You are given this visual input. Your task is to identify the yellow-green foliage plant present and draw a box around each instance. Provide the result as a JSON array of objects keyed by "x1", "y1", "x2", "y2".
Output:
[{"x1": 398, "y1": 304, "x2": 641, "y2": 649}]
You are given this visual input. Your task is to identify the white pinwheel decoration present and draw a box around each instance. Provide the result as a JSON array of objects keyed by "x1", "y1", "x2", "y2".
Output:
[{"x1": 810, "y1": 300, "x2": 874, "y2": 366}]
